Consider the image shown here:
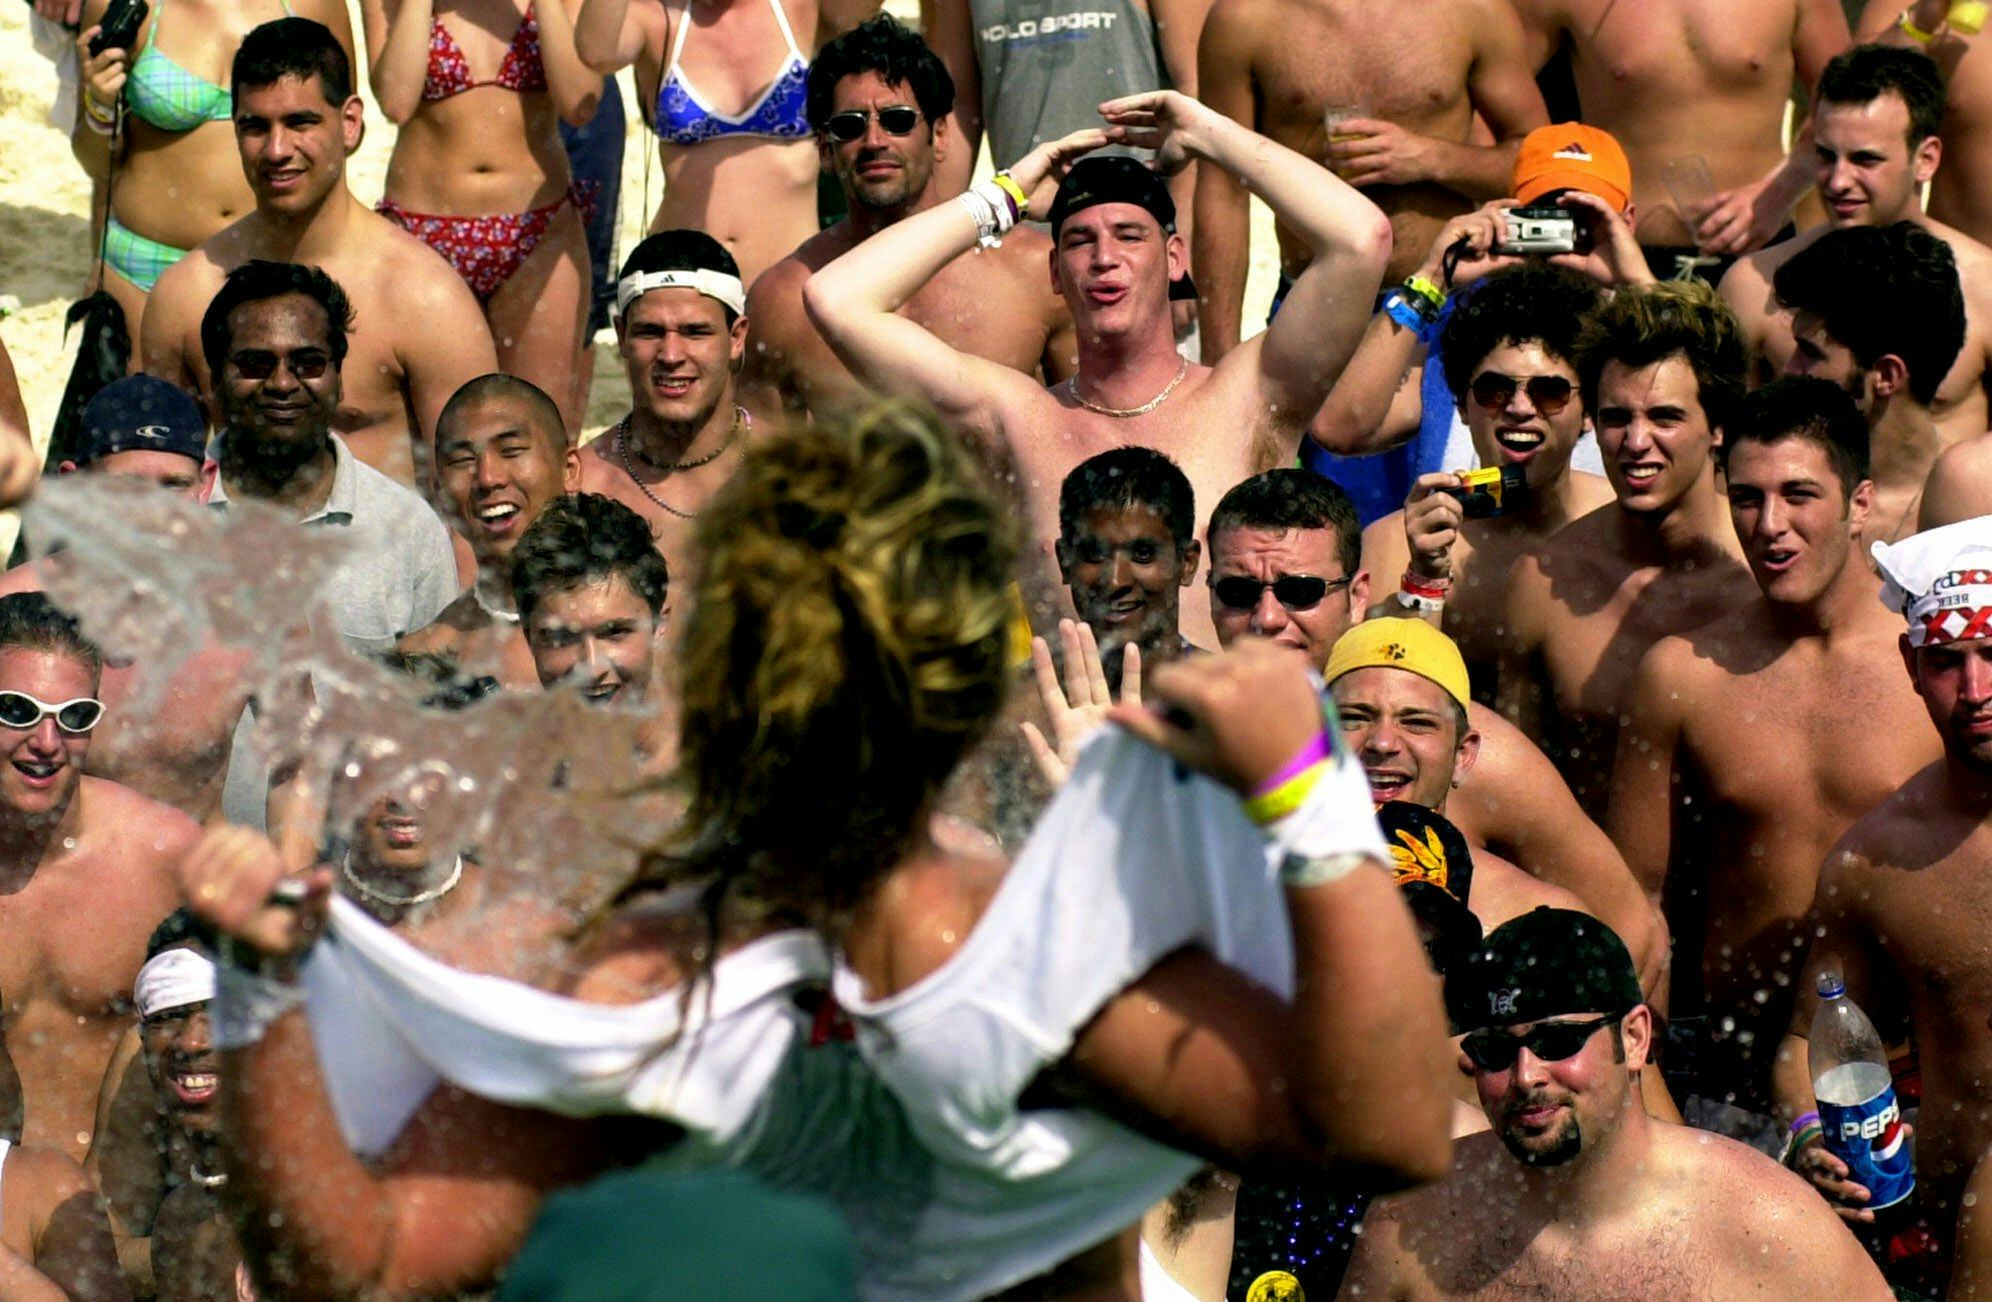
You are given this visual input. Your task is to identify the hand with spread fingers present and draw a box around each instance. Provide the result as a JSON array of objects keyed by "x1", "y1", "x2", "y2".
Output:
[
  {"x1": 1021, "y1": 620, "x2": 1141, "y2": 788},
  {"x1": 1109, "y1": 640, "x2": 1322, "y2": 794},
  {"x1": 1097, "y1": 90, "x2": 1224, "y2": 176},
  {"x1": 1007, "y1": 127, "x2": 1113, "y2": 218}
]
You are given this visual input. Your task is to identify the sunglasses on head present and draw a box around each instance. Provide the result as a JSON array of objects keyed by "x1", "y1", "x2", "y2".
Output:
[
  {"x1": 0, "y1": 691, "x2": 105, "y2": 735},
  {"x1": 228, "y1": 348, "x2": 332, "y2": 381},
  {"x1": 1211, "y1": 574, "x2": 1350, "y2": 612},
  {"x1": 1460, "y1": 1013, "x2": 1620, "y2": 1072},
  {"x1": 822, "y1": 106, "x2": 921, "y2": 143},
  {"x1": 1469, "y1": 372, "x2": 1574, "y2": 416}
]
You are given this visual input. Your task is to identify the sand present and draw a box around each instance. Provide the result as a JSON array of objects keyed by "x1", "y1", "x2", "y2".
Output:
[{"x1": 0, "y1": 0, "x2": 1281, "y2": 537}]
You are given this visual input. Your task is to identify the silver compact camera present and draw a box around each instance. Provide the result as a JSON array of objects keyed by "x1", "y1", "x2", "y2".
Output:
[{"x1": 1497, "y1": 204, "x2": 1577, "y2": 255}]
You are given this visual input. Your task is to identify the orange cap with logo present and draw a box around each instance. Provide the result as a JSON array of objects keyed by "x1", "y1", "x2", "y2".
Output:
[{"x1": 1512, "y1": 124, "x2": 1632, "y2": 213}]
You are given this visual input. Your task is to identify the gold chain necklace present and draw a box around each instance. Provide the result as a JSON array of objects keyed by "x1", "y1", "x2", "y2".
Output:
[{"x1": 1065, "y1": 357, "x2": 1190, "y2": 418}]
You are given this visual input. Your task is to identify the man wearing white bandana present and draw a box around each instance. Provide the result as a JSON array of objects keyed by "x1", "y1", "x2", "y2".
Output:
[
  {"x1": 577, "y1": 231, "x2": 754, "y2": 593},
  {"x1": 1776, "y1": 516, "x2": 1992, "y2": 1270}
]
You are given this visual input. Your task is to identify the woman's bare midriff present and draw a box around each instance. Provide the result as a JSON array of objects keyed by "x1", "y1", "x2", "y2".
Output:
[
  {"x1": 655, "y1": 135, "x2": 819, "y2": 284},
  {"x1": 110, "y1": 122, "x2": 256, "y2": 251},
  {"x1": 381, "y1": 90, "x2": 577, "y2": 213}
]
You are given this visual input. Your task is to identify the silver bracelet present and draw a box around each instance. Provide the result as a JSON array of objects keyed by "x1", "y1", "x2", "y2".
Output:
[
  {"x1": 1278, "y1": 850, "x2": 1372, "y2": 888},
  {"x1": 956, "y1": 182, "x2": 1017, "y2": 248}
]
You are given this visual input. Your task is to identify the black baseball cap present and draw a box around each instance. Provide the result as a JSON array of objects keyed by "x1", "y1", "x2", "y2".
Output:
[
  {"x1": 1048, "y1": 156, "x2": 1200, "y2": 302},
  {"x1": 76, "y1": 376, "x2": 206, "y2": 466},
  {"x1": 1446, "y1": 907, "x2": 1642, "y2": 1034},
  {"x1": 1376, "y1": 801, "x2": 1481, "y2": 975}
]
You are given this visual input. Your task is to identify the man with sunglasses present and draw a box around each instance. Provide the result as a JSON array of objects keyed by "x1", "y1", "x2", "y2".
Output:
[
  {"x1": 1204, "y1": 469, "x2": 1664, "y2": 995},
  {"x1": 0, "y1": 593, "x2": 197, "y2": 1168},
  {"x1": 804, "y1": 89, "x2": 1391, "y2": 650},
  {"x1": 1339, "y1": 907, "x2": 1889, "y2": 1301},
  {"x1": 741, "y1": 16, "x2": 1076, "y2": 423},
  {"x1": 1607, "y1": 379, "x2": 1938, "y2": 1150},
  {"x1": 142, "y1": 18, "x2": 496, "y2": 488},
  {"x1": 1499, "y1": 279, "x2": 1757, "y2": 818},
  {"x1": 1356, "y1": 262, "x2": 1616, "y2": 699},
  {"x1": 202, "y1": 259, "x2": 458, "y2": 658}
]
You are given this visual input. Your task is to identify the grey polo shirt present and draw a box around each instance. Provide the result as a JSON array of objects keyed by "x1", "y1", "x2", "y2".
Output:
[{"x1": 209, "y1": 434, "x2": 459, "y2": 655}]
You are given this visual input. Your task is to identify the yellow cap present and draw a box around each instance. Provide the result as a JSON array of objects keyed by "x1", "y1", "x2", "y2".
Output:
[{"x1": 1322, "y1": 617, "x2": 1472, "y2": 715}]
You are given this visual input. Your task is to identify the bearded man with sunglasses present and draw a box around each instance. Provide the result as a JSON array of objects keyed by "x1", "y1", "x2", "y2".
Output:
[
  {"x1": 1338, "y1": 907, "x2": 1888, "y2": 1301},
  {"x1": 0, "y1": 593, "x2": 197, "y2": 1168},
  {"x1": 203, "y1": 260, "x2": 458, "y2": 657},
  {"x1": 741, "y1": 17, "x2": 1076, "y2": 423}
]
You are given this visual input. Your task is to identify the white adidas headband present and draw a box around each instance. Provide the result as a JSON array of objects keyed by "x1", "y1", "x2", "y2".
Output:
[{"x1": 614, "y1": 268, "x2": 746, "y2": 320}]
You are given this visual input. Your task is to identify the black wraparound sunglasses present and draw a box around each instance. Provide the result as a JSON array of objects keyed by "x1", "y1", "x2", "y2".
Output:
[
  {"x1": 822, "y1": 106, "x2": 921, "y2": 142},
  {"x1": 1210, "y1": 574, "x2": 1351, "y2": 612},
  {"x1": 1460, "y1": 1014, "x2": 1621, "y2": 1072}
]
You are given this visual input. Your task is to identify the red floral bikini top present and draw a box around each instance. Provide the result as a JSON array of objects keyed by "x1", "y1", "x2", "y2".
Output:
[{"x1": 423, "y1": 3, "x2": 548, "y2": 100}]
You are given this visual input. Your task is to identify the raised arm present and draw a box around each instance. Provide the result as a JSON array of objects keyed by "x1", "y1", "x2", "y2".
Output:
[
  {"x1": 802, "y1": 129, "x2": 1103, "y2": 437},
  {"x1": 920, "y1": 0, "x2": 982, "y2": 196},
  {"x1": 574, "y1": 0, "x2": 653, "y2": 74},
  {"x1": 540, "y1": 0, "x2": 610, "y2": 125},
  {"x1": 1190, "y1": 0, "x2": 1258, "y2": 362},
  {"x1": 69, "y1": 0, "x2": 128, "y2": 183},
  {"x1": 358, "y1": 0, "x2": 434, "y2": 124}
]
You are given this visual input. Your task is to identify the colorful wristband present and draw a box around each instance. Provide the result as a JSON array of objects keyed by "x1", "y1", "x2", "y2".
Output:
[
  {"x1": 1404, "y1": 275, "x2": 1446, "y2": 310},
  {"x1": 991, "y1": 171, "x2": 1029, "y2": 220},
  {"x1": 1252, "y1": 732, "x2": 1333, "y2": 797},
  {"x1": 1900, "y1": 4, "x2": 1940, "y2": 41},
  {"x1": 1244, "y1": 758, "x2": 1330, "y2": 825}
]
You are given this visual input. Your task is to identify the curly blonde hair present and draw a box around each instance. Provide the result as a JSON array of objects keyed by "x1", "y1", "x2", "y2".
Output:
[{"x1": 664, "y1": 400, "x2": 1015, "y2": 918}]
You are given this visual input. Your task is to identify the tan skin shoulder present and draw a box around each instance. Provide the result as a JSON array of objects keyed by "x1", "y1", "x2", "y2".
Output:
[
  {"x1": 842, "y1": 850, "x2": 1008, "y2": 999},
  {"x1": 78, "y1": 777, "x2": 200, "y2": 859}
]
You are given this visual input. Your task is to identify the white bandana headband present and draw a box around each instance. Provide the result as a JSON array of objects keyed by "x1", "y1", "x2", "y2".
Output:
[
  {"x1": 1874, "y1": 517, "x2": 1992, "y2": 647},
  {"x1": 614, "y1": 269, "x2": 746, "y2": 321},
  {"x1": 136, "y1": 945, "x2": 219, "y2": 1019}
]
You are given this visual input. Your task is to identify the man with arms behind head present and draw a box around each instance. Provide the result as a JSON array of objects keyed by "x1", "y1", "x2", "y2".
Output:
[
  {"x1": 1771, "y1": 222, "x2": 1967, "y2": 540},
  {"x1": 579, "y1": 232, "x2": 750, "y2": 593},
  {"x1": 399, "y1": 375, "x2": 581, "y2": 689},
  {"x1": 1205, "y1": 469, "x2": 1662, "y2": 991},
  {"x1": 1338, "y1": 907, "x2": 1891, "y2": 1300},
  {"x1": 805, "y1": 91, "x2": 1393, "y2": 649},
  {"x1": 1191, "y1": 0, "x2": 1548, "y2": 357},
  {"x1": 0, "y1": 594, "x2": 196, "y2": 1165},
  {"x1": 1499, "y1": 280, "x2": 1756, "y2": 817},
  {"x1": 142, "y1": 17, "x2": 496, "y2": 486},
  {"x1": 1609, "y1": 378, "x2": 1938, "y2": 1142},
  {"x1": 1721, "y1": 44, "x2": 1992, "y2": 451},
  {"x1": 742, "y1": 16, "x2": 1074, "y2": 422},
  {"x1": 0, "y1": 377, "x2": 253, "y2": 819},
  {"x1": 1513, "y1": 0, "x2": 1849, "y2": 272},
  {"x1": 1777, "y1": 518, "x2": 1992, "y2": 1249}
]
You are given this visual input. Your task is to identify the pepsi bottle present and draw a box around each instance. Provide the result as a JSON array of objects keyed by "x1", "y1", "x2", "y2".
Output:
[{"x1": 1811, "y1": 973, "x2": 1915, "y2": 1210}]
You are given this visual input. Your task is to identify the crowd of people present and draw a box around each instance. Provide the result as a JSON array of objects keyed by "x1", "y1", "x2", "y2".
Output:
[{"x1": 2, "y1": 0, "x2": 1992, "y2": 1296}]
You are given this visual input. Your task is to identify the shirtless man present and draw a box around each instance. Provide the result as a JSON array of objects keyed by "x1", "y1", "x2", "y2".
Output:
[
  {"x1": 1359, "y1": 262, "x2": 1616, "y2": 699},
  {"x1": 1513, "y1": 0, "x2": 1849, "y2": 270},
  {"x1": 1720, "y1": 44, "x2": 1992, "y2": 450},
  {"x1": 0, "y1": 377, "x2": 251, "y2": 819},
  {"x1": 1339, "y1": 907, "x2": 1890, "y2": 1300},
  {"x1": 0, "y1": 593, "x2": 196, "y2": 1165},
  {"x1": 1608, "y1": 378, "x2": 1939, "y2": 1136},
  {"x1": 1055, "y1": 447, "x2": 1203, "y2": 690},
  {"x1": 1776, "y1": 517, "x2": 1992, "y2": 1247},
  {"x1": 1204, "y1": 469, "x2": 1662, "y2": 990},
  {"x1": 1774, "y1": 223, "x2": 1969, "y2": 540},
  {"x1": 141, "y1": 17, "x2": 496, "y2": 487},
  {"x1": 398, "y1": 376, "x2": 581, "y2": 690},
  {"x1": 578, "y1": 232, "x2": 750, "y2": 594},
  {"x1": 1499, "y1": 280, "x2": 1757, "y2": 817},
  {"x1": 806, "y1": 90, "x2": 1392, "y2": 648},
  {"x1": 740, "y1": 15, "x2": 1075, "y2": 421},
  {"x1": 1192, "y1": 0, "x2": 1547, "y2": 356},
  {"x1": 1326, "y1": 618, "x2": 1585, "y2": 932},
  {"x1": 1856, "y1": 0, "x2": 1992, "y2": 247}
]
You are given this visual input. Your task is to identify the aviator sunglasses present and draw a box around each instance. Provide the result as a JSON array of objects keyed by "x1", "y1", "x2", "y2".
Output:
[
  {"x1": 1210, "y1": 574, "x2": 1351, "y2": 612},
  {"x1": 1460, "y1": 1013, "x2": 1621, "y2": 1072},
  {"x1": 1468, "y1": 372, "x2": 1575, "y2": 417},
  {"x1": 0, "y1": 691, "x2": 106, "y2": 735},
  {"x1": 822, "y1": 106, "x2": 922, "y2": 142}
]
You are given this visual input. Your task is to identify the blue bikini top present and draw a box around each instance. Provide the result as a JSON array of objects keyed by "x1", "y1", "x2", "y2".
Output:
[{"x1": 653, "y1": 0, "x2": 810, "y2": 145}]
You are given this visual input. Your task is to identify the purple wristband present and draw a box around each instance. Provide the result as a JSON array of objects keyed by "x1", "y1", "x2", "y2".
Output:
[
  {"x1": 1788, "y1": 1110, "x2": 1820, "y2": 1135},
  {"x1": 1251, "y1": 732, "x2": 1332, "y2": 797}
]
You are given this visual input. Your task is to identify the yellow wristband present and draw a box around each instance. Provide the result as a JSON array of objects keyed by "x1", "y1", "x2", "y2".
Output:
[
  {"x1": 991, "y1": 172, "x2": 1030, "y2": 218},
  {"x1": 82, "y1": 91, "x2": 117, "y2": 124},
  {"x1": 1953, "y1": 0, "x2": 1986, "y2": 33},
  {"x1": 1404, "y1": 275, "x2": 1446, "y2": 309},
  {"x1": 1900, "y1": 4, "x2": 1940, "y2": 42},
  {"x1": 1243, "y1": 761, "x2": 1327, "y2": 825}
]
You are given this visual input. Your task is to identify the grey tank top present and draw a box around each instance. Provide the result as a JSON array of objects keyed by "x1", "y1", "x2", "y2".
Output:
[{"x1": 969, "y1": 0, "x2": 1166, "y2": 164}]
